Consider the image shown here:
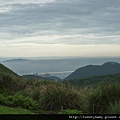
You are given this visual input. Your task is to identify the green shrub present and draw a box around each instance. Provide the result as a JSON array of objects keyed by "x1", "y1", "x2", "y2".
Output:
[
  {"x1": 0, "y1": 73, "x2": 15, "y2": 90},
  {"x1": 106, "y1": 101, "x2": 120, "y2": 114},
  {"x1": 39, "y1": 84, "x2": 82, "y2": 111},
  {"x1": 0, "y1": 94, "x2": 13, "y2": 106},
  {"x1": 0, "y1": 106, "x2": 34, "y2": 114},
  {"x1": 85, "y1": 83, "x2": 120, "y2": 114},
  {"x1": 0, "y1": 73, "x2": 26, "y2": 93},
  {"x1": 0, "y1": 92, "x2": 38, "y2": 110},
  {"x1": 24, "y1": 85, "x2": 42, "y2": 101},
  {"x1": 12, "y1": 92, "x2": 38, "y2": 110},
  {"x1": 59, "y1": 109, "x2": 83, "y2": 114},
  {"x1": 24, "y1": 81, "x2": 83, "y2": 112},
  {"x1": 0, "y1": 94, "x2": 6, "y2": 104}
]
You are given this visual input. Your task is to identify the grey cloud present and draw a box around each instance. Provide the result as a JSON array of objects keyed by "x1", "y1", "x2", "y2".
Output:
[{"x1": 0, "y1": 0, "x2": 120, "y2": 44}]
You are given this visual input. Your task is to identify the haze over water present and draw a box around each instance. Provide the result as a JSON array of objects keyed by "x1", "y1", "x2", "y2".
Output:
[{"x1": 1, "y1": 56, "x2": 120, "y2": 79}]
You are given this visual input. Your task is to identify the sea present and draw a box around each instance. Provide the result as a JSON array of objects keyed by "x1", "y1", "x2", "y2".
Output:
[{"x1": 1, "y1": 56, "x2": 120, "y2": 79}]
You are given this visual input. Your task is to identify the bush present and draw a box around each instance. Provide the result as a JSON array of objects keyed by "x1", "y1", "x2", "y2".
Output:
[
  {"x1": 0, "y1": 73, "x2": 26, "y2": 93},
  {"x1": 39, "y1": 84, "x2": 82, "y2": 111},
  {"x1": 0, "y1": 92, "x2": 38, "y2": 110},
  {"x1": 0, "y1": 94, "x2": 7, "y2": 104},
  {"x1": 85, "y1": 83, "x2": 120, "y2": 114},
  {"x1": 0, "y1": 106, "x2": 34, "y2": 114},
  {"x1": 24, "y1": 81, "x2": 83, "y2": 111},
  {"x1": 0, "y1": 73, "x2": 15, "y2": 91},
  {"x1": 24, "y1": 85, "x2": 42, "y2": 101},
  {"x1": 106, "y1": 101, "x2": 120, "y2": 114},
  {"x1": 0, "y1": 94, "x2": 13, "y2": 106},
  {"x1": 12, "y1": 92, "x2": 38, "y2": 110}
]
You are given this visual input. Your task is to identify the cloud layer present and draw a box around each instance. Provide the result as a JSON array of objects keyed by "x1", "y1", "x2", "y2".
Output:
[{"x1": 0, "y1": 0, "x2": 120, "y2": 57}]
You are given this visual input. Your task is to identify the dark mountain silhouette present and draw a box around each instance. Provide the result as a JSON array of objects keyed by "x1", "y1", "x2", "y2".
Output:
[{"x1": 65, "y1": 62, "x2": 120, "y2": 80}]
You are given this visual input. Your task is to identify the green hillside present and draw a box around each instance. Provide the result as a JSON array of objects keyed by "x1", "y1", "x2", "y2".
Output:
[
  {"x1": 0, "y1": 63, "x2": 24, "y2": 81},
  {"x1": 0, "y1": 63, "x2": 27, "y2": 93},
  {"x1": 0, "y1": 63, "x2": 17, "y2": 75},
  {"x1": 65, "y1": 73, "x2": 120, "y2": 88},
  {"x1": 65, "y1": 62, "x2": 120, "y2": 80},
  {"x1": 1, "y1": 63, "x2": 120, "y2": 114}
]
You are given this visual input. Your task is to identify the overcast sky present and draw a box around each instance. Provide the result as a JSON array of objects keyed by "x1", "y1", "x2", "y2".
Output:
[{"x1": 0, "y1": 0, "x2": 120, "y2": 57}]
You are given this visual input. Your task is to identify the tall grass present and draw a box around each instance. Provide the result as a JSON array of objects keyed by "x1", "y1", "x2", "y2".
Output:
[
  {"x1": 107, "y1": 101, "x2": 120, "y2": 114},
  {"x1": 40, "y1": 84, "x2": 81, "y2": 111},
  {"x1": 1, "y1": 71, "x2": 120, "y2": 114},
  {"x1": 25, "y1": 82, "x2": 82, "y2": 111},
  {"x1": 83, "y1": 83, "x2": 120, "y2": 114},
  {"x1": 20, "y1": 82, "x2": 120, "y2": 113}
]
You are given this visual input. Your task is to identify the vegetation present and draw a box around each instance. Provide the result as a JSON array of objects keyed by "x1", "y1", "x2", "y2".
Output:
[
  {"x1": 65, "y1": 62, "x2": 120, "y2": 80},
  {"x1": 106, "y1": 101, "x2": 120, "y2": 114},
  {"x1": 82, "y1": 83, "x2": 120, "y2": 114},
  {"x1": 1, "y1": 63, "x2": 120, "y2": 114},
  {"x1": 65, "y1": 73, "x2": 120, "y2": 88},
  {"x1": 0, "y1": 106, "x2": 33, "y2": 114},
  {"x1": 23, "y1": 75, "x2": 61, "y2": 81},
  {"x1": 59, "y1": 109, "x2": 83, "y2": 114},
  {"x1": 24, "y1": 81, "x2": 82, "y2": 112},
  {"x1": 0, "y1": 92, "x2": 38, "y2": 110}
]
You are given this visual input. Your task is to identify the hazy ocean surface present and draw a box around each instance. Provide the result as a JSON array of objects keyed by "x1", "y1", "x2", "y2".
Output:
[{"x1": 1, "y1": 57, "x2": 120, "y2": 79}]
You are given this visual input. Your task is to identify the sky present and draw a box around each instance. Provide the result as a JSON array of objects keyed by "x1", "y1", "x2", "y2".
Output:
[{"x1": 0, "y1": 0, "x2": 120, "y2": 57}]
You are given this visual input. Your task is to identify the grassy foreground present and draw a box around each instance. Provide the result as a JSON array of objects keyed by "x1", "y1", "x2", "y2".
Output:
[
  {"x1": 1, "y1": 72, "x2": 120, "y2": 114},
  {"x1": 0, "y1": 106, "x2": 33, "y2": 114}
]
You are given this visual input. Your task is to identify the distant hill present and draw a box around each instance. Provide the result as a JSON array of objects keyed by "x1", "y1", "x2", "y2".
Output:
[
  {"x1": 3, "y1": 58, "x2": 30, "y2": 62},
  {"x1": 65, "y1": 62, "x2": 120, "y2": 80},
  {"x1": 2, "y1": 57, "x2": 120, "y2": 79},
  {"x1": 64, "y1": 73, "x2": 120, "y2": 88}
]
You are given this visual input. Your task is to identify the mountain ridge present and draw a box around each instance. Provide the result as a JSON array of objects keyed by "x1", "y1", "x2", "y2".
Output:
[{"x1": 65, "y1": 61, "x2": 120, "y2": 80}]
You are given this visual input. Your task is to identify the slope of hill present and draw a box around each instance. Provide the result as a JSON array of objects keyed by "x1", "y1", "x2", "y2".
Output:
[
  {"x1": 0, "y1": 63, "x2": 19, "y2": 77},
  {"x1": 0, "y1": 63, "x2": 27, "y2": 92},
  {"x1": 65, "y1": 62, "x2": 120, "y2": 80},
  {"x1": 64, "y1": 73, "x2": 120, "y2": 88}
]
